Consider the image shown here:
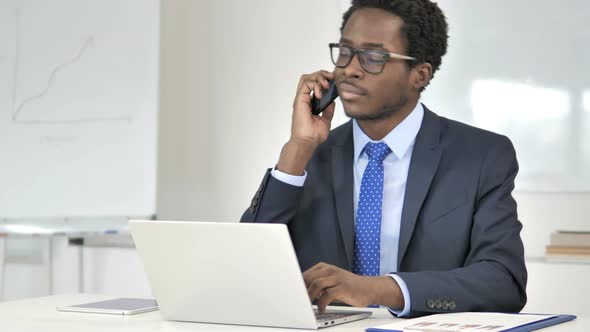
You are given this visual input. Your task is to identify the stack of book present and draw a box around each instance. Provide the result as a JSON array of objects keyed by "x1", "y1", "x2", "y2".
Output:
[{"x1": 545, "y1": 230, "x2": 590, "y2": 259}]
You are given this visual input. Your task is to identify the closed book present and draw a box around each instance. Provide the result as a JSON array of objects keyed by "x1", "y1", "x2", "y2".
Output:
[
  {"x1": 549, "y1": 231, "x2": 590, "y2": 247},
  {"x1": 545, "y1": 245, "x2": 590, "y2": 255}
]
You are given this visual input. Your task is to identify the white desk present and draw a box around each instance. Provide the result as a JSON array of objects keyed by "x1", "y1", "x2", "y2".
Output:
[{"x1": 0, "y1": 294, "x2": 585, "y2": 332}]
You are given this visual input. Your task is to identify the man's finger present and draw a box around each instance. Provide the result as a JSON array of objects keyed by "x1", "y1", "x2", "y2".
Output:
[
  {"x1": 303, "y1": 262, "x2": 329, "y2": 287},
  {"x1": 314, "y1": 81, "x2": 323, "y2": 100},
  {"x1": 320, "y1": 102, "x2": 336, "y2": 122},
  {"x1": 300, "y1": 80, "x2": 315, "y2": 96},
  {"x1": 308, "y1": 276, "x2": 337, "y2": 301},
  {"x1": 318, "y1": 70, "x2": 335, "y2": 81},
  {"x1": 297, "y1": 71, "x2": 332, "y2": 95},
  {"x1": 317, "y1": 286, "x2": 341, "y2": 314},
  {"x1": 319, "y1": 78, "x2": 331, "y2": 90}
]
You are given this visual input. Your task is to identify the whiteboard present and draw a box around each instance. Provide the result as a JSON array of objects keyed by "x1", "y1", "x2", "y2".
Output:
[
  {"x1": 0, "y1": 0, "x2": 160, "y2": 217},
  {"x1": 339, "y1": 0, "x2": 590, "y2": 191},
  {"x1": 424, "y1": 0, "x2": 590, "y2": 191}
]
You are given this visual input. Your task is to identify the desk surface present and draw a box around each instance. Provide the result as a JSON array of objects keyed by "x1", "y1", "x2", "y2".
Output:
[{"x1": 0, "y1": 294, "x2": 584, "y2": 332}]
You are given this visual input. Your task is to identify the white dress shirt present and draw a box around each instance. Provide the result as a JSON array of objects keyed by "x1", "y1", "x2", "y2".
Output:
[{"x1": 271, "y1": 102, "x2": 424, "y2": 317}]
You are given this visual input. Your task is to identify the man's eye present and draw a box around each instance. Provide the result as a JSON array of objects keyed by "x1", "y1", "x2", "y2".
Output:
[
  {"x1": 365, "y1": 53, "x2": 386, "y2": 62},
  {"x1": 367, "y1": 57, "x2": 385, "y2": 63},
  {"x1": 339, "y1": 49, "x2": 353, "y2": 57}
]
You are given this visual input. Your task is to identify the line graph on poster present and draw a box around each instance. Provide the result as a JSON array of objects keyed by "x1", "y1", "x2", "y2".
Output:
[{"x1": 7, "y1": 8, "x2": 134, "y2": 125}]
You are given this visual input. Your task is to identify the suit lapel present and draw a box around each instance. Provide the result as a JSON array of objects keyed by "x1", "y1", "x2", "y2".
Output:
[
  {"x1": 397, "y1": 107, "x2": 443, "y2": 268},
  {"x1": 331, "y1": 121, "x2": 355, "y2": 269}
]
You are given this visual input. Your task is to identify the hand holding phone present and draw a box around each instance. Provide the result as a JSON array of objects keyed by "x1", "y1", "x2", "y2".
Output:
[
  {"x1": 276, "y1": 71, "x2": 335, "y2": 176},
  {"x1": 311, "y1": 80, "x2": 339, "y2": 115}
]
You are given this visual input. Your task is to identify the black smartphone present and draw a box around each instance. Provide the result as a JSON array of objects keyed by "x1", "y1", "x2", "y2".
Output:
[{"x1": 311, "y1": 80, "x2": 339, "y2": 115}]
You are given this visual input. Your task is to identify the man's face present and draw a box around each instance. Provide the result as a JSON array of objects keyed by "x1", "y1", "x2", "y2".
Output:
[{"x1": 335, "y1": 8, "x2": 415, "y2": 120}]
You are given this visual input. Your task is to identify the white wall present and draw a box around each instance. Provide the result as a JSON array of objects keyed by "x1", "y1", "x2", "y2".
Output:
[
  {"x1": 516, "y1": 192, "x2": 590, "y2": 258},
  {"x1": 157, "y1": 0, "x2": 345, "y2": 221}
]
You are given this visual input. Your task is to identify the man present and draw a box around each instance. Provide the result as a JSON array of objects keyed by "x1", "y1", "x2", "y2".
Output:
[{"x1": 241, "y1": 0, "x2": 527, "y2": 318}]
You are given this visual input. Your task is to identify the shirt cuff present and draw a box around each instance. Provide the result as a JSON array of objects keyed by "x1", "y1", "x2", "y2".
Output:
[
  {"x1": 386, "y1": 273, "x2": 411, "y2": 317},
  {"x1": 270, "y1": 167, "x2": 307, "y2": 187}
]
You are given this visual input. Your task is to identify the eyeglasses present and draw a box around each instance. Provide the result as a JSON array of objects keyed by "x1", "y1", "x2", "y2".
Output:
[{"x1": 329, "y1": 43, "x2": 416, "y2": 74}]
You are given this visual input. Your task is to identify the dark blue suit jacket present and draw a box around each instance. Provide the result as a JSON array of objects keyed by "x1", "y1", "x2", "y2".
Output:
[{"x1": 241, "y1": 106, "x2": 527, "y2": 317}]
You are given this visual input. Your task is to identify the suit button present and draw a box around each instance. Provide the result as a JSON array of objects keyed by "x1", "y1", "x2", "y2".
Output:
[
  {"x1": 249, "y1": 198, "x2": 259, "y2": 210},
  {"x1": 434, "y1": 299, "x2": 442, "y2": 309},
  {"x1": 427, "y1": 299, "x2": 435, "y2": 309},
  {"x1": 442, "y1": 300, "x2": 449, "y2": 310},
  {"x1": 449, "y1": 301, "x2": 456, "y2": 310}
]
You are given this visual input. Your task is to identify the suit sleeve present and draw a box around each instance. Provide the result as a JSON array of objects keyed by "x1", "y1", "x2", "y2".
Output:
[
  {"x1": 240, "y1": 169, "x2": 305, "y2": 224},
  {"x1": 396, "y1": 136, "x2": 527, "y2": 317}
]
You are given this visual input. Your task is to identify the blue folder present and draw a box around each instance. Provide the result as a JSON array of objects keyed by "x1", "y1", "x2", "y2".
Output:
[{"x1": 366, "y1": 314, "x2": 577, "y2": 332}]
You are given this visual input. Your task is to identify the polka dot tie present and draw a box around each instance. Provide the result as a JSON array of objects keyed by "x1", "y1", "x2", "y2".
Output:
[{"x1": 353, "y1": 142, "x2": 392, "y2": 276}]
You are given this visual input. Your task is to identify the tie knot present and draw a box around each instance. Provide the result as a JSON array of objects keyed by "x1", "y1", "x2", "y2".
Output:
[{"x1": 364, "y1": 142, "x2": 391, "y2": 162}]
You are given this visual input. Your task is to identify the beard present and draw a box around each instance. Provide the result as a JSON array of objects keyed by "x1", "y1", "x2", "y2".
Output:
[{"x1": 344, "y1": 94, "x2": 409, "y2": 121}]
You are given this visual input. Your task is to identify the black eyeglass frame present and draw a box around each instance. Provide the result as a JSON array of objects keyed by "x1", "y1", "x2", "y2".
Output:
[{"x1": 329, "y1": 43, "x2": 417, "y2": 74}]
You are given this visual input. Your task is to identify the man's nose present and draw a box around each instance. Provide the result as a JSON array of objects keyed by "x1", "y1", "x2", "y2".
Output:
[{"x1": 343, "y1": 53, "x2": 364, "y2": 79}]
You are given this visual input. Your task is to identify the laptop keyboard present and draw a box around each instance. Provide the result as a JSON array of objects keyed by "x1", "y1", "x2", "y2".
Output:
[{"x1": 314, "y1": 311, "x2": 360, "y2": 322}]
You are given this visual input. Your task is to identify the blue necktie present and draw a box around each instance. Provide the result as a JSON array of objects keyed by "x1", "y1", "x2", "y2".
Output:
[{"x1": 353, "y1": 142, "x2": 391, "y2": 276}]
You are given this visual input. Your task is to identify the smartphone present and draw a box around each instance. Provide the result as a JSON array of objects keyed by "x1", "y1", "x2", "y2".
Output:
[{"x1": 311, "y1": 80, "x2": 339, "y2": 115}]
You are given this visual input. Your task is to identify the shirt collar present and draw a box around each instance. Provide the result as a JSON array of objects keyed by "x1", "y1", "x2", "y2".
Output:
[{"x1": 353, "y1": 102, "x2": 424, "y2": 163}]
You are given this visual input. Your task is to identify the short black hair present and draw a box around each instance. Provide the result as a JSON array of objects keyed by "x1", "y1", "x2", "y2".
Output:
[{"x1": 341, "y1": 0, "x2": 449, "y2": 90}]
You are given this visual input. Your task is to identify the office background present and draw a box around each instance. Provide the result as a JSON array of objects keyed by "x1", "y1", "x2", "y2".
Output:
[{"x1": 0, "y1": 0, "x2": 588, "y2": 317}]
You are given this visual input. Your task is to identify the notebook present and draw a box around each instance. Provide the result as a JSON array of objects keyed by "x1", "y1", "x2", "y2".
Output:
[{"x1": 366, "y1": 312, "x2": 577, "y2": 332}]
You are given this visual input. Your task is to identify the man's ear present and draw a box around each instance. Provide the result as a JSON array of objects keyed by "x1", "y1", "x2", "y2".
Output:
[{"x1": 413, "y1": 62, "x2": 433, "y2": 89}]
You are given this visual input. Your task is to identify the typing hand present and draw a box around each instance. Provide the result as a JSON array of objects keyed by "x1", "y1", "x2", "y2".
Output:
[
  {"x1": 303, "y1": 262, "x2": 376, "y2": 313},
  {"x1": 303, "y1": 262, "x2": 404, "y2": 313}
]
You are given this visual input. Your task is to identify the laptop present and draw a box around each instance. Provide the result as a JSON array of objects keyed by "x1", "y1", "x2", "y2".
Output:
[{"x1": 129, "y1": 220, "x2": 372, "y2": 329}]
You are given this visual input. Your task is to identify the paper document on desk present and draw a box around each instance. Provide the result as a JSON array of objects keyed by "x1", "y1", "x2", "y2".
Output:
[{"x1": 367, "y1": 312, "x2": 556, "y2": 332}]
